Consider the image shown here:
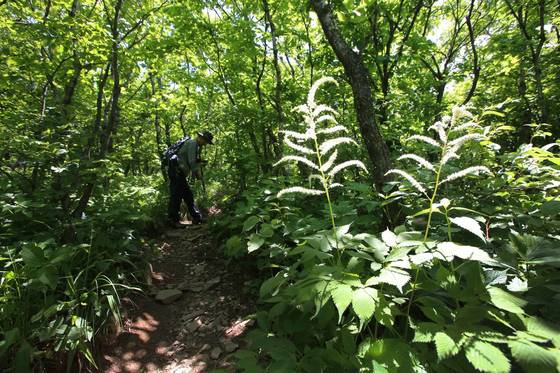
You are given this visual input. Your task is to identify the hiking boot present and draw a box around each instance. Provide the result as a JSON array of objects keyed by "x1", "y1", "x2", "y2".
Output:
[{"x1": 168, "y1": 219, "x2": 186, "y2": 229}]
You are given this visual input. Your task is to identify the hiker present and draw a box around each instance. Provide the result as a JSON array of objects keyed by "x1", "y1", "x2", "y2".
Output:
[{"x1": 166, "y1": 130, "x2": 214, "y2": 228}]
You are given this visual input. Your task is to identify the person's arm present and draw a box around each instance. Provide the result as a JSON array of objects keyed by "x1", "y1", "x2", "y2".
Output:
[{"x1": 186, "y1": 141, "x2": 201, "y2": 179}]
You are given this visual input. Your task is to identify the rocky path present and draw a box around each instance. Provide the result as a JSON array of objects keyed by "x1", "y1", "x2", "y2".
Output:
[{"x1": 101, "y1": 224, "x2": 256, "y2": 373}]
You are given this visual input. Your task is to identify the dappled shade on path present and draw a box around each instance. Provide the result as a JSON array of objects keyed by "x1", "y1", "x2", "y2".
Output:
[{"x1": 101, "y1": 224, "x2": 255, "y2": 372}]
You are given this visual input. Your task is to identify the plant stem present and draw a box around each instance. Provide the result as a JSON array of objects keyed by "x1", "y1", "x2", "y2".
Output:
[{"x1": 313, "y1": 136, "x2": 339, "y2": 255}]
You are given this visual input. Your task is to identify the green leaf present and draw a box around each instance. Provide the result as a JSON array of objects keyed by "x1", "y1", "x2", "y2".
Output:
[
  {"x1": 508, "y1": 339, "x2": 557, "y2": 368},
  {"x1": 331, "y1": 283, "x2": 353, "y2": 323},
  {"x1": 481, "y1": 110, "x2": 505, "y2": 118},
  {"x1": 540, "y1": 201, "x2": 560, "y2": 216},
  {"x1": 20, "y1": 246, "x2": 45, "y2": 267},
  {"x1": 37, "y1": 266, "x2": 58, "y2": 289},
  {"x1": 434, "y1": 331, "x2": 460, "y2": 360},
  {"x1": 450, "y1": 216, "x2": 485, "y2": 241},
  {"x1": 352, "y1": 287, "x2": 377, "y2": 327},
  {"x1": 465, "y1": 341, "x2": 511, "y2": 373},
  {"x1": 413, "y1": 322, "x2": 442, "y2": 343},
  {"x1": 243, "y1": 216, "x2": 260, "y2": 231},
  {"x1": 260, "y1": 274, "x2": 286, "y2": 298},
  {"x1": 381, "y1": 229, "x2": 398, "y2": 247},
  {"x1": 487, "y1": 287, "x2": 527, "y2": 314},
  {"x1": 260, "y1": 223, "x2": 274, "y2": 238},
  {"x1": 247, "y1": 234, "x2": 265, "y2": 253},
  {"x1": 377, "y1": 266, "x2": 410, "y2": 293}
]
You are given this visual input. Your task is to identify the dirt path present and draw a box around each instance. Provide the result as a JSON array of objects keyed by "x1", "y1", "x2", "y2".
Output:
[{"x1": 101, "y1": 224, "x2": 256, "y2": 373}]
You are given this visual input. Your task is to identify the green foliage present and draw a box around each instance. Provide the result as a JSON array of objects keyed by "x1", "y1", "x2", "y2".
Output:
[{"x1": 214, "y1": 83, "x2": 560, "y2": 372}]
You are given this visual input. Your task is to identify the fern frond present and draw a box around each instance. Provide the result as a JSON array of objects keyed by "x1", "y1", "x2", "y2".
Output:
[
  {"x1": 319, "y1": 137, "x2": 357, "y2": 154},
  {"x1": 317, "y1": 125, "x2": 348, "y2": 135},
  {"x1": 385, "y1": 169, "x2": 428, "y2": 196},
  {"x1": 320, "y1": 150, "x2": 338, "y2": 172},
  {"x1": 397, "y1": 154, "x2": 435, "y2": 172},
  {"x1": 328, "y1": 160, "x2": 368, "y2": 178},
  {"x1": 281, "y1": 130, "x2": 312, "y2": 140},
  {"x1": 285, "y1": 137, "x2": 315, "y2": 155},
  {"x1": 277, "y1": 186, "x2": 325, "y2": 198},
  {"x1": 441, "y1": 166, "x2": 492, "y2": 184},
  {"x1": 407, "y1": 135, "x2": 441, "y2": 148},
  {"x1": 308, "y1": 77, "x2": 337, "y2": 108},
  {"x1": 274, "y1": 156, "x2": 319, "y2": 170}
]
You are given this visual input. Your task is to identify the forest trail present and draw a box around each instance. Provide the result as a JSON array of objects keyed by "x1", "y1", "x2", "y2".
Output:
[{"x1": 101, "y1": 223, "x2": 256, "y2": 373}]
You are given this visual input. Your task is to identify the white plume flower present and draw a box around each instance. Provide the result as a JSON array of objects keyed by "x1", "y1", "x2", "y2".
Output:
[
  {"x1": 448, "y1": 133, "x2": 484, "y2": 148},
  {"x1": 441, "y1": 147, "x2": 461, "y2": 165},
  {"x1": 451, "y1": 121, "x2": 482, "y2": 133},
  {"x1": 317, "y1": 125, "x2": 348, "y2": 135},
  {"x1": 281, "y1": 130, "x2": 313, "y2": 140},
  {"x1": 308, "y1": 174, "x2": 325, "y2": 186},
  {"x1": 316, "y1": 115, "x2": 338, "y2": 125},
  {"x1": 308, "y1": 77, "x2": 337, "y2": 109},
  {"x1": 397, "y1": 154, "x2": 435, "y2": 172},
  {"x1": 407, "y1": 135, "x2": 441, "y2": 148},
  {"x1": 328, "y1": 160, "x2": 368, "y2": 178},
  {"x1": 385, "y1": 169, "x2": 428, "y2": 196},
  {"x1": 312, "y1": 104, "x2": 338, "y2": 118},
  {"x1": 277, "y1": 186, "x2": 325, "y2": 198},
  {"x1": 274, "y1": 156, "x2": 319, "y2": 170},
  {"x1": 320, "y1": 137, "x2": 357, "y2": 154},
  {"x1": 429, "y1": 121, "x2": 447, "y2": 143},
  {"x1": 440, "y1": 166, "x2": 492, "y2": 184},
  {"x1": 285, "y1": 137, "x2": 315, "y2": 155},
  {"x1": 320, "y1": 149, "x2": 338, "y2": 172}
]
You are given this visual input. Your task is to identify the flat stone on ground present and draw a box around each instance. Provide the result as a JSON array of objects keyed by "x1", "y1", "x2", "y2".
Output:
[
  {"x1": 155, "y1": 289, "x2": 183, "y2": 304},
  {"x1": 210, "y1": 347, "x2": 222, "y2": 360}
]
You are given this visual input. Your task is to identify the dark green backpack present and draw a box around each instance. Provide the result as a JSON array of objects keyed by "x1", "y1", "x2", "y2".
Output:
[{"x1": 162, "y1": 135, "x2": 190, "y2": 167}]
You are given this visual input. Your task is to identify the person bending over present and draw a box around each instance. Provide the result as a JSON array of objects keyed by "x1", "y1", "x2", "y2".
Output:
[{"x1": 167, "y1": 130, "x2": 213, "y2": 227}]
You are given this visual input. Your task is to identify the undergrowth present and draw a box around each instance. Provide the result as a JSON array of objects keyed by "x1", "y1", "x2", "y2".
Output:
[
  {"x1": 214, "y1": 78, "x2": 560, "y2": 372},
  {"x1": 0, "y1": 175, "x2": 165, "y2": 371}
]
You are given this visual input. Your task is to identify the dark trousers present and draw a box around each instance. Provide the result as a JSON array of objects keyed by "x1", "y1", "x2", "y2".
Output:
[{"x1": 167, "y1": 161, "x2": 201, "y2": 222}]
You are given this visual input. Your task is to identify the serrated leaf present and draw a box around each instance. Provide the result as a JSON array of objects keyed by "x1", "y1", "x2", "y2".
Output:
[
  {"x1": 437, "y1": 242, "x2": 496, "y2": 264},
  {"x1": 450, "y1": 216, "x2": 485, "y2": 241},
  {"x1": 377, "y1": 266, "x2": 410, "y2": 293},
  {"x1": 506, "y1": 277, "x2": 528, "y2": 292},
  {"x1": 465, "y1": 341, "x2": 511, "y2": 373},
  {"x1": 331, "y1": 284, "x2": 353, "y2": 323},
  {"x1": 508, "y1": 339, "x2": 557, "y2": 367},
  {"x1": 381, "y1": 229, "x2": 398, "y2": 247},
  {"x1": 413, "y1": 322, "x2": 443, "y2": 343},
  {"x1": 488, "y1": 287, "x2": 527, "y2": 314},
  {"x1": 435, "y1": 331, "x2": 460, "y2": 360},
  {"x1": 352, "y1": 287, "x2": 377, "y2": 327}
]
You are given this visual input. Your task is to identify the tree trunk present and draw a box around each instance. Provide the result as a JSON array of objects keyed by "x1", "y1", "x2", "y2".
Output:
[{"x1": 310, "y1": 0, "x2": 392, "y2": 188}]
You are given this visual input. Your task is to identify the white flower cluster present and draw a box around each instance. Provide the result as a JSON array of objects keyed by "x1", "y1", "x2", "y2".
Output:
[
  {"x1": 387, "y1": 105, "x2": 492, "y2": 196},
  {"x1": 276, "y1": 77, "x2": 368, "y2": 198}
]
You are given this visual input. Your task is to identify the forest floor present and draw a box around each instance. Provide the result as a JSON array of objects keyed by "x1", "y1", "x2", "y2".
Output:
[{"x1": 100, "y1": 222, "x2": 256, "y2": 373}]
